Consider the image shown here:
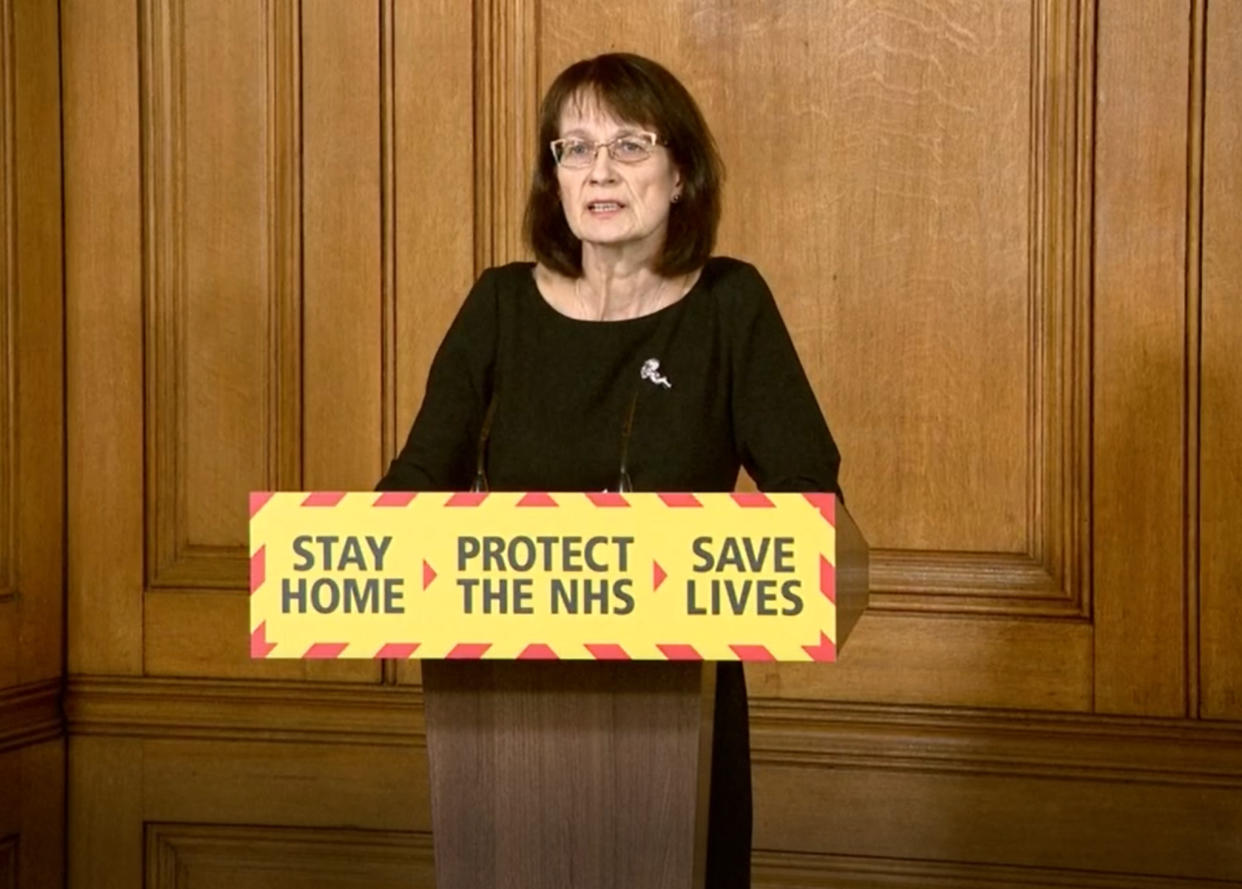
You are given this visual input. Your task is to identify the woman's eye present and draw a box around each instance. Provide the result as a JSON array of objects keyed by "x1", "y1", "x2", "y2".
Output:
[
  {"x1": 563, "y1": 141, "x2": 591, "y2": 159},
  {"x1": 615, "y1": 138, "x2": 649, "y2": 158}
]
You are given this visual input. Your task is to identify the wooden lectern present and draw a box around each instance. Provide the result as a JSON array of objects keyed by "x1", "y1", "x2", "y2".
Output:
[
  {"x1": 423, "y1": 660, "x2": 716, "y2": 889},
  {"x1": 419, "y1": 500, "x2": 869, "y2": 889}
]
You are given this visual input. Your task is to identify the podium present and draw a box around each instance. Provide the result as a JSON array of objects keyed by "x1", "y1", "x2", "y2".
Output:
[
  {"x1": 247, "y1": 490, "x2": 868, "y2": 888},
  {"x1": 423, "y1": 660, "x2": 717, "y2": 889},
  {"x1": 417, "y1": 500, "x2": 869, "y2": 889}
]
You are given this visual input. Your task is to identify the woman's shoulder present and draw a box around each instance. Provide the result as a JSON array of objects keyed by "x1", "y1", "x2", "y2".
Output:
[
  {"x1": 476, "y1": 261, "x2": 537, "y2": 293},
  {"x1": 695, "y1": 256, "x2": 777, "y2": 318},
  {"x1": 698, "y1": 255, "x2": 770, "y2": 293}
]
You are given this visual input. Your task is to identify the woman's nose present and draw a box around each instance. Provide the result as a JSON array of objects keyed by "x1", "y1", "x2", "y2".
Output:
[{"x1": 587, "y1": 145, "x2": 617, "y2": 183}]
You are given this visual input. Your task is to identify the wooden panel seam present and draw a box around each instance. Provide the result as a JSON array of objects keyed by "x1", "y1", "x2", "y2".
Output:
[
  {"x1": 1183, "y1": 0, "x2": 1206, "y2": 721},
  {"x1": 0, "y1": 0, "x2": 14, "y2": 602}
]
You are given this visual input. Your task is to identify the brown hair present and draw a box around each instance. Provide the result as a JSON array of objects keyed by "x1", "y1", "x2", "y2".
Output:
[{"x1": 523, "y1": 53, "x2": 724, "y2": 277}]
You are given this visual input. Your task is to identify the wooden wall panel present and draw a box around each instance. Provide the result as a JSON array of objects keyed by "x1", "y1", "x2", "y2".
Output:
[
  {"x1": 0, "y1": 0, "x2": 12, "y2": 612},
  {"x1": 68, "y1": 713, "x2": 430, "y2": 888},
  {"x1": 143, "y1": 0, "x2": 301, "y2": 591},
  {"x1": 302, "y1": 0, "x2": 383, "y2": 493},
  {"x1": 1092, "y1": 0, "x2": 1189, "y2": 717},
  {"x1": 64, "y1": 0, "x2": 146, "y2": 675},
  {"x1": 1200, "y1": 0, "x2": 1242, "y2": 720},
  {"x1": 146, "y1": 824, "x2": 433, "y2": 889},
  {"x1": 0, "y1": 741, "x2": 66, "y2": 889},
  {"x1": 751, "y1": 702, "x2": 1242, "y2": 880},
  {"x1": 136, "y1": 0, "x2": 373, "y2": 682},
  {"x1": 0, "y1": 836, "x2": 12, "y2": 889}
]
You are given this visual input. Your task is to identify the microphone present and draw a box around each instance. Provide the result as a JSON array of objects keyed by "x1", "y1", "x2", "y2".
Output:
[{"x1": 470, "y1": 395, "x2": 497, "y2": 492}]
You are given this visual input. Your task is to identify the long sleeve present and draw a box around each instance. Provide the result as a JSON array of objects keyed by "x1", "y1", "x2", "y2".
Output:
[
  {"x1": 376, "y1": 270, "x2": 499, "y2": 491},
  {"x1": 728, "y1": 265, "x2": 842, "y2": 496}
]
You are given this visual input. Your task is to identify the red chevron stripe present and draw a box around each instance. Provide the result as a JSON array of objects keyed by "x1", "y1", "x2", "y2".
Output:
[
  {"x1": 446, "y1": 643, "x2": 491, "y2": 659},
  {"x1": 586, "y1": 492, "x2": 630, "y2": 507},
  {"x1": 446, "y1": 492, "x2": 488, "y2": 507},
  {"x1": 729, "y1": 644, "x2": 776, "y2": 661},
  {"x1": 820, "y1": 555, "x2": 836, "y2": 604},
  {"x1": 302, "y1": 491, "x2": 346, "y2": 507},
  {"x1": 423, "y1": 560, "x2": 437, "y2": 590},
  {"x1": 517, "y1": 644, "x2": 558, "y2": 660},
  {"x1": 250, "y1": 546, "x2": 265, "y2": 595},
  {"x1": 585, "y1": 643, "x2": 630, "y2": 660},
  {"x1": 802, "y1": 631, "x2": 836, "y2": 662},
  {"x1": 803, "y1": 492, "x2": 836, "y2": 525},
  {"x1": 304, "y1": 642, "x2": 348, "y2": 659},
  {"x1": 375, "y1": 643, "x2": 420, "y2": 659},
  {"x1": 517, "y1": 492, "x2": 558, "y2": 507},
  {"x1": 250, "y1": 621, "x2": 277, "y2": 658},
  {"x1": 657, "y1": 644, "x2": 702, "y2": 661},
  {"x1": 653, "y1": 561, "x2": 667, "y2": 591},
  {"x1": 373, "y1": 492, "x2": 417, "y2": 507},
  {"x1": 731, "y1": 492, "x2": 775, "y2": 508},
  {"x1": 659, "y1": 493, "x2": 703, "y2": 507},
  {"x1": 249, "y1": 491, "x2": 275, "y2": 518}
]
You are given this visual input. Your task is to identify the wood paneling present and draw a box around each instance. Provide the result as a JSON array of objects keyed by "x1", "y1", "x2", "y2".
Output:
[
  {"x1": 3, "y1": 0, "x2": 64, "y2": 686},
  {"x1": 1200, "y1": 0, "x2": 1242, "y2": 720},
  {"x1": 0, "y1": 836, "x2": 13, "y2": 889},
  {"x1": 70, "y1": 729, "x2": 429, "y2": 887},
  {"x1": 2, "y1": 2, "x2": 65, "y2": 887},
  {"x1": 753, "y1": 851, "x2": 1242, "y2": 889},
  {"x1": 747, "y1": 612, "x2": 1091, "y2": 711},
  {"x1": 0, "y1": 741, "x2": 65, "y2": 889},
  {"x1": 1092, "y1": 0, "x2": 1189, "y2": 717},
  {"x1": 57, "y1": 0, "x2": 1242, "y2": 885},
  {"x1": 64, "y1": 0, "x2": 146, "y2": 675},
  {"x1": 142, "y1": 0, "x2": 302, "y2": 591},
  {"x1": 0, "y1": 681, "x2": 60, "y2": 753},
  {"x1": 474, "y1": 0, "x2": 538, "y2": 269},
  {"x1": 65, "y1": 676, "x2": 423, "y2": 746},
  {"x1": 302, "y1": 0, "x2": 383, "y2": 493},
  {"x1": 1, "y1": 0, "x2": 13, "y2": 608},
  {"x1": 755, "y1": 761, "x2": 1242, "y2": 880},
  {"x1": 145, "y1": 824, "x2": 433, "y2": 889}
]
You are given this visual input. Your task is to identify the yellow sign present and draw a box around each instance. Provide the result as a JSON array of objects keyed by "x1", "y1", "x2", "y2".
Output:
[{"x1": 248, "y1": 491, "x2": 858, "y2": 662}]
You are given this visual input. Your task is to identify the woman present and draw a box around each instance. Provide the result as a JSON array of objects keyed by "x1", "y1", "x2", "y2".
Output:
[{"x1": 379, "y1": 52, "x2": 842, "y2": 888}]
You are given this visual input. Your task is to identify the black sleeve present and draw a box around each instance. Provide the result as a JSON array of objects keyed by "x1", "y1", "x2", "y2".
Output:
[
  {"x1": 376, "y1": 270, "x2": 499, "y2": 491},
  {"x1": 729, "y1": 265, "x2": 843, "y2": 497}
]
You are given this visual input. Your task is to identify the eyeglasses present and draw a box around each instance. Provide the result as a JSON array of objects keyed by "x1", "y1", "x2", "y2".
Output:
[{"x1": 550, "y1": 131, "x2": 661, "y2": 168}]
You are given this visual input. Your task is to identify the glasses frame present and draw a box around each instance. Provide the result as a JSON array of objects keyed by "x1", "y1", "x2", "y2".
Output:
[{"x1": 549, "y1": 131, "x2": 663, "y2": 168}]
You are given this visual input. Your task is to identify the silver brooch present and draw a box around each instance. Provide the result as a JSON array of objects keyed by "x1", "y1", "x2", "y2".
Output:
[{"x1": 640, "y1": 358, "x2": 672, "y2": 389}]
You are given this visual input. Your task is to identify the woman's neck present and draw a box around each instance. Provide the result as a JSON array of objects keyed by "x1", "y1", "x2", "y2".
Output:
[{"x1": 576, "y1": 255, "x2": 673, "y2": 321}]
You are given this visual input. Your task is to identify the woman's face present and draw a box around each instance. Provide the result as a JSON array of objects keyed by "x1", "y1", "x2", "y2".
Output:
[{"x1": 555, "y1": 97, "x2": 682, "y2": 261}]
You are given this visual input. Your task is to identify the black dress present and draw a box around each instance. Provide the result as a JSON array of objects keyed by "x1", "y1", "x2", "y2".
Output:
[{"x1": 378, "y1": 256, "x2": 842, "y2": 888}]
